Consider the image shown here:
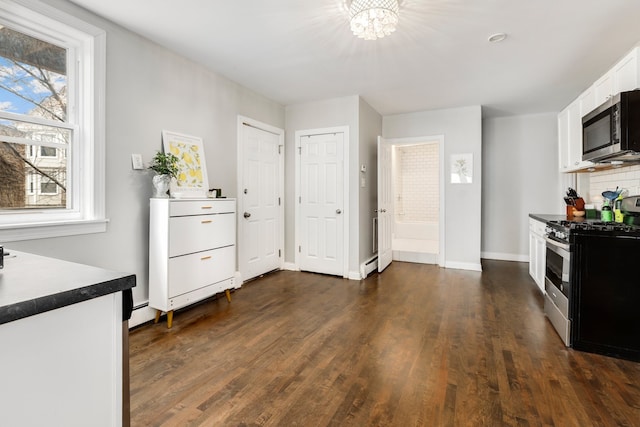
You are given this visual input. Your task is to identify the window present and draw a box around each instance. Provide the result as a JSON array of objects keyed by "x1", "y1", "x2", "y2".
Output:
[
  {"x1": 40, "y1": 176, "x2": 57, "y2": 194},
  {"x1": 40, "y1": 146, "x2": 58, "y2": 158},
  {"x1": 0, "y1": 0, "x2": 106, "y2": 241}
]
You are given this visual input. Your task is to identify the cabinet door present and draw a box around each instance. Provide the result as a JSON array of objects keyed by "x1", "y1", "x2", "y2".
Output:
[
  {"x1": 567, "y1": 101, "x2": 582, "y2": 169},
  {"x1": 568, "y1": 101, "x2": 594, "y2": 171},
  {"x1": 168, "y1": 245, "x2": 235, "y2": 298},
  {"x1": 613, "y1": 48, "x2": 639, "y2": 94},
  {"x1": 169, "y1": 213, "x2": 235, "y2": 257},
  {"x1": 594, "y1": 72, "x2": 613, "y2": 106},
  {"x1": 579, "y1": 87, "x2": 596, "y2": 120},
  {"x1": 535, "y1": 234, "x2": 546, "y2": 292},
  {"x1": 529, "y1": 230, "x2": 537, "y2": 279},
  {"x1": 558, "y1": 108, "x2": 570, "y2": 171}
]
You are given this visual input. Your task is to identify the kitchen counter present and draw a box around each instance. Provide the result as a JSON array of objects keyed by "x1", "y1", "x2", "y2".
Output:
[
  {"x1": 0, "y1": 250, "x2": 135, "y2": 324},
  {"x1": 529, "y1": 213, "x2": 571, "y2": 223},
  {"x1": 0, "y1": 250, "x2": 135, "y2": 427}
]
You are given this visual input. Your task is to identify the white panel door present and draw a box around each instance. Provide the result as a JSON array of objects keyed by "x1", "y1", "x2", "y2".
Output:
[
  {"x1": 241, "y1": 124, "x2": 281, "y2": 281},
  {"x1": 377, "y1": 136, "x2": 393, "y2": 272},
  {"x1": 299, "y1": 132, "x2": 344, "y2": 276}
]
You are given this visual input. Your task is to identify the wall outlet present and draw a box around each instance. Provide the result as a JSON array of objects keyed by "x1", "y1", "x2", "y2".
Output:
[{"x1": 131, "y1": 153, "x2": 144, "y2": 170}]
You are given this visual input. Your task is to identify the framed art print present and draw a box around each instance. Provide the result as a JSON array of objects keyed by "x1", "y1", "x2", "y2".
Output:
[
  {"x1": 162, "y1": 130, "x2": 208, "y2": 198},
  {"x1": 450, "y1": 153, "x2": 473, "y2": 184}
]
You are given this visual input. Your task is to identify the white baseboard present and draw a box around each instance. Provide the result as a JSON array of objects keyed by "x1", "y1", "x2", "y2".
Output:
[
  {"x1": 348, "y1": 271, "x2": 362, "y2": 280},
  {"x1": 129, "y1": 304, "x2": 156, "y2": 328},
  {"x1": 444, "y1": 261, "x2": 483, "y2": 272},
  {"x1": 359, "y1": 256, "x2": 378, "y2": 278},
  {"x1": 283, "y1": 262, "x2": 298, "y2": 271},
  {"x1": 481, "y1": 252, "x2": 529, "y2": 262},
  {"x1": 393, "y1": 250, "x2": 438, "y2": 265}
]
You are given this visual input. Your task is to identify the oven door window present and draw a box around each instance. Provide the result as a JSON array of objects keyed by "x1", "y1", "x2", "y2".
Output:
[{"x1": 546, "y1": 246, "x2": 570, "y2": 296}]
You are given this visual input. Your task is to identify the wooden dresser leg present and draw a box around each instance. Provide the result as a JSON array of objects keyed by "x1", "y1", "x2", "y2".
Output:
[
  {"x1": 167, "y1": 310, "x2": 174, "y2": 329},
  {"x1": 225, "y1": 289, "x2": 232, "y2": 303},
  {"x1": 154, "y1": 310, "x2": 161, "y2": 324}
]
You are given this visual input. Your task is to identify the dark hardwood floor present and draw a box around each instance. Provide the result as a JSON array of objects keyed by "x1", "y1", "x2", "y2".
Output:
[{"x1": 129, "y1": 260, "x2": 640, "y2": 426}]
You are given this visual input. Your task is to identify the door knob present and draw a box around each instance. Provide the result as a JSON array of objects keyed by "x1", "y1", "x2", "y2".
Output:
[
  {"x1": 244, "y1": 212, "x2": 251, "y2": 218},
  {"x1": 336, "y1": 209, "x2": 342, "y2": 214}
]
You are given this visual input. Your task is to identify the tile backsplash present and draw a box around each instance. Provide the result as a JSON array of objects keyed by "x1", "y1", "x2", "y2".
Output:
[
  {"x1": 394, "y1": 143, "x2": 439, "y2": 222},
  {"x1": 587, "y1": 164, "x2": 640, "y2": 208}
]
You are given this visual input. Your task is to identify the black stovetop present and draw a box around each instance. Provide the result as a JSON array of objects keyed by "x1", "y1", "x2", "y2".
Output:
[{"x1": 548, "y1": 219, "x2": 640, "y2": 233}]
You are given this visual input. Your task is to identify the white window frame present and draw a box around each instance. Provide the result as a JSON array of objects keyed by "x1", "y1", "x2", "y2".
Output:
[{"x1": 0, "y1": 0, "x2": 106, "y2": 242}]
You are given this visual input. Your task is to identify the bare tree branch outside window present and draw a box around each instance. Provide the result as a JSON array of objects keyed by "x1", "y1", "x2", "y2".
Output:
[{"x1": 0, "y1": 26, "x2": 68, "y2": 210}]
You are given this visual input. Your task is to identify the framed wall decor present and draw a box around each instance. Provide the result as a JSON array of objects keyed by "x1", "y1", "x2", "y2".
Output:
[
  {"x1": 450, "y1": 153, "x2": 473, "y2": 184},
  {"x1": 162, "y1": 130, "x2": 208, "y2": 198}
]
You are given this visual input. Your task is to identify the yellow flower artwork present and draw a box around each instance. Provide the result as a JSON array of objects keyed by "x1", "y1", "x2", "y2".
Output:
[
  {"x1": 168, "y1": 140, "x2": 205, "y2": 188},
  {"x1": 162, "y1": 130, "x2": 209, "y2": 198}
]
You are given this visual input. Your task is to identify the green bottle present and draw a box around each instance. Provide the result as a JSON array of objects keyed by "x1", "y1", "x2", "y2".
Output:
[
  {"x1": 614, "y1": 195, "x2": 624, "y2": 223},
  {"x1": 601, "y1": 202, "x2": 613, "y2": 222}
]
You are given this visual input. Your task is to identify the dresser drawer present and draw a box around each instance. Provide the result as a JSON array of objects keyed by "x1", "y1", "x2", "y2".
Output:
[
  {"x1": 168, "y1": 245, "x2": 235, "y2": 299},
  {"x1": 169, "y1": 213, "x2": 235, "y2": 257},
  {"x1": 170, "y1": 199, "x2": 235, "y2": 217}
]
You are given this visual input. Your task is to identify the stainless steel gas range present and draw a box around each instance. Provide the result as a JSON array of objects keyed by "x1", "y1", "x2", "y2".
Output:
[{"x1": 543, "y1": 218, "x2": 640, "y2": 361}]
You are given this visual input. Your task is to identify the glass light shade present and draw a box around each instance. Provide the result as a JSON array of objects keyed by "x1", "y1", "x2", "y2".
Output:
[{"x1": 349, "y1": 0, "x2": 399, "y2": 40}]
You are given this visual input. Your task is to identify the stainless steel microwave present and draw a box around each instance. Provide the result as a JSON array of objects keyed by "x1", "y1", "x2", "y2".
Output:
[{"x1": 582, "y1": 90, "x2": 640, "y2": 163}]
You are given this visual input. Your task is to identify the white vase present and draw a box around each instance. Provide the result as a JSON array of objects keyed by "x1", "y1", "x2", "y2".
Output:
[{"x1": 152, "y1": 174, "x2": 171, "y2": 198}]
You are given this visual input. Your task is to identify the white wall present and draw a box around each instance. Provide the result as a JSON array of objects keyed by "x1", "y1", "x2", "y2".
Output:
[
  {"x1": 9, "y1": 0, "x2": 285, "y2": 312},
  {"x1": 358, "y1": 98, "x2": 382, "y2": 268},
  {"x1": 482, "y1": 113, "x2": 562, "y2": 260},
  {"x1": 383, "y1": 106, "x2": 482, "y2": 271}
]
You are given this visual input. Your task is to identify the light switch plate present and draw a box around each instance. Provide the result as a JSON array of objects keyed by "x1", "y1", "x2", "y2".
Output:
[{"x1": 131, "y1": 153, "x2": 144, "y2": 170}]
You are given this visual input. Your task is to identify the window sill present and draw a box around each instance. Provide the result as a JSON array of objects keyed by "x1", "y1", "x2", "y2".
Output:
[{"x1": 0, "y1": 219, "x2": 109, "y2": 242}]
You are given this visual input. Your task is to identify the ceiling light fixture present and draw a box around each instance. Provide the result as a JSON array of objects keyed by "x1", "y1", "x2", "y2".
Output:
[{"x1": 349, "y1": 0, "x2": 399, "y2": 41}]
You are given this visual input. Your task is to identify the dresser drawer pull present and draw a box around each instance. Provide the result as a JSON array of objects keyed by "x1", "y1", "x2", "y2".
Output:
[
  {"x1": 201, "y1": 220, "x2": 213, "y2": 224},
  {"x1": 201, "y1": 206, "x2": 213, "y2": 209},
  {"x1": 201, "y1": 256, "x2": 212, "y2": 261}
]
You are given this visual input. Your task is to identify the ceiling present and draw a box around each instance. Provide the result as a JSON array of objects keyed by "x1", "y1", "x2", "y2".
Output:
[{"x1": 67, "y1": 0, "x2": 640, "y2": 118}]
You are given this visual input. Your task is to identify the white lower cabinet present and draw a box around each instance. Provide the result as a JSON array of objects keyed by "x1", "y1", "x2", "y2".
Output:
[
  {"x1": 529, "y1": 218, "x2": 546, "y2": 293},
  {"x1": 149, "y1": 198, "x2": 237, "y2": 327}
]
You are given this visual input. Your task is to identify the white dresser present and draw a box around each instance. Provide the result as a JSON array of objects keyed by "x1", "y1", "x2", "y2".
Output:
[{"x1": 149, "y1": 198, "x2": 237, "y2": 328}]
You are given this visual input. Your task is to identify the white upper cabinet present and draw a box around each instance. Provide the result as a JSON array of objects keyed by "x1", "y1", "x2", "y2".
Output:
[
  {"x1": 558, "y1": 47, "x2": 640, "y2": 172},
  {"x1": 613, "y1": 48, "x2": 640, "y2": 93},
  {"x1": 568, "y1": 101, "x2": 592, "y2": 170},
  {"x1": 594, "y1": 72, "x2": 614, "y2": 107},
  {"x1": 558, "y1": 99, "x2": 594, "y2": 172},
  {"x1": 558, "y1": 107, "x2": 570, "y2": 171},
  {"x1": 578, "y1": 86, "x2": 596, "y2": 116}
]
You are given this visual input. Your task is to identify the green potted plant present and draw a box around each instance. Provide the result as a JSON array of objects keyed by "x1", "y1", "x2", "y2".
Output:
[{"x1": 149, "y1": 151, "x2": 179, "y2": 198}]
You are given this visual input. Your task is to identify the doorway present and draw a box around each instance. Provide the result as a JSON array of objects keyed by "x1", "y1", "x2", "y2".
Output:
[
  {"x1": 295, "y1": 127, "x2": 349, "y2": 277},
  {"x1": 237, "y1": 116, "x2": 284, "y2": 283},
  {"x1": 378, "y1": 135, "x2": 445, "y2": 267}
]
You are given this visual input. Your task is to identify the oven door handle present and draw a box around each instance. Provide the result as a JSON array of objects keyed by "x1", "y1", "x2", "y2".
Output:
[{"x1": 544, "y1": 236, "x2": 570, "y2": 252}]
